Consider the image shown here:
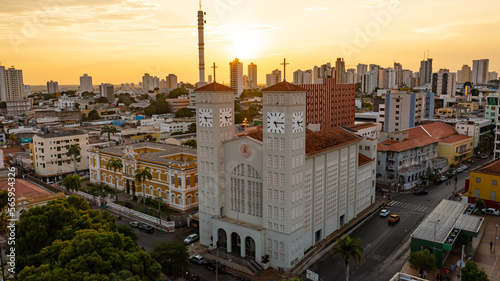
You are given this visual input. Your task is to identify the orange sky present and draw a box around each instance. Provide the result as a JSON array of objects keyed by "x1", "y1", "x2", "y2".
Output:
[{"x1": 1, "y1": 0, "x2": 499, "y2": 86}]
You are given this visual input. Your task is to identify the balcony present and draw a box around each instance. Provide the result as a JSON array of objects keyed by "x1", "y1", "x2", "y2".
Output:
[
  {"x1": 388, "y1": 156, "x2": 396, "y2": 162},
  {"x1": 387, "y1": 165, "x2": 395, "y2": 171}
]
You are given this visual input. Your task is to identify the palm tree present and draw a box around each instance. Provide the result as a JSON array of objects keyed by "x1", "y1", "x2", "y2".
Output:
[
  {"x1": 479, "y1": 134, "x2": 494, "y2": 155},
  {"x1": 332, "y1": 235, "x2": 364, "y2": 281},
  {"x1": 135, "y1": 167, "x2": 152, "y2": 212},
  {"x1": 101, "y1": 125, "x2": 118, "y2": 141},
  {"x1": 106, "y1": 157, "x2": 123, "y2": 201},
  {"x1": 67, "y1": 144, "x2": 81, "y2": 175},
  {"x1": 62, "y1": 174, "x2": 81, "y2": 193}
]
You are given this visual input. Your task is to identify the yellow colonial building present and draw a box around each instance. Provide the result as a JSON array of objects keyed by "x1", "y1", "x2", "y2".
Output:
[
  {"x1": 89, "y1": 142, "x2": 198, "y2": 211},
  {"x1": 437, "y1": 134, "x2": 474, "y2": 166},
  {"x1": 466, "y1": 158, "x2": 500, "y2": 209}
]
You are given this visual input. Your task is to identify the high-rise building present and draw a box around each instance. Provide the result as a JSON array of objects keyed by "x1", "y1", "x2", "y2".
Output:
[
  {"x1": 0, "y1": 66, "x2": 24, "y2": 101},
  {"x1": 346, "y1": 69, "x2": 356, "y2": 84},
  {"x1": 361, "y1": 71, "x2": 379, "y2": 94},
  {"x1": 378, "y1": 92, "x2": 434, "y2": 133},
  {"x1": 47, "y1": 80, "x2": 59, "y2": 94},
  {"x1": 266, "y1": 69, "x2": 281, "y2": 88},
  {"x1": 378, "y1": 68, "x2": 390, "y2": 89},
  {"x1": 79, "y1": 74, "x2": 93, "y2": 93},
  {"x1": 248, "y1": 62, "x2": 257, "y2": 89},
  {"x1": 100, "y1": 83, "x2": 114, "y2": 101},
  {"x1": 472, "y1": 59, "x2": 489, "y2": 84},
  {"x1": 230, "y1": 58, "x2": 243, "y2": 96},
  {"x1": 292, "y1": 69, "x2": 313, "y2": 85},
  {"x1": 335, "y1": 58, "x2": 346, "y2": 83},
  {"x1": 419, "y1": 58, "x2": 433, "y2": 85},
  {"x1": 313, "y1": 63, "x2": 333, "y2": 84},
  {"x1": 431, "y1": 69, "x2": 457, "y2": 98},
  {"x1": 153, "y1": 76, "x2": 160, "y2": 90},
  {"x1": 394, "y1": 62, "x2": 403, "y2": 87},
  {"x1": 356, "y1": 64, "x2": 368, "y2": 83},
  {"x1": 460, "y1": 65, "x2": 472, "y2": 83},
  {"x1": 142, "y1": 73, "x2": 154, "y2": 92},
  {"x1": 166, "y1": 74, "x2": 178, "y2": 89},
  {"x1": 208, "y1": 75, "x2": 213, "y2": 84},
  {"x1": 488, "y1": 71, "x2": 498, "y2": 81},
  {"x1": 23, "y1": 85, "x2": 30, "y2": 97},
  {"x1": 298, "y1": 77, "x2": 355, "y2": 130}
]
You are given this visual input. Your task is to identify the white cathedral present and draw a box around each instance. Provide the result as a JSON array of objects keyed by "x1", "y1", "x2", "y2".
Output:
[{"x1": 195, "y1": 81, "x2": 376, "y2": 270}]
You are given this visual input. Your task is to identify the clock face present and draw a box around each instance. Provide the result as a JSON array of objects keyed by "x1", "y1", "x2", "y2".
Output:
[
  {"x1": 219, "y1": 108, "x2": 233, "y2": 127},
  {"x1": 198, "y1": 108, "x2": 213, "y2": 127},
  {"x1": 266, "y1": 112, "x2": 285, "y2": 134},
  {"x1": 292, "y1": 111, "x2": 304, "y2": 133}
]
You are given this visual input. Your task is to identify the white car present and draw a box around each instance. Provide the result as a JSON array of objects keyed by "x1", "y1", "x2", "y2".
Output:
[
  {"x1": 184, "y1": 233, "x2": 199, "y2": 244},
  {"x1": 482, "y1": 208, "x2": 500, "y2": 216},
  {"x1": 380, "y1": 209, "x2": 390, "y2": 217},
  {"x1": 439, "y1": 176, "x2": 448, "y2": 182},
  {"x1": 461, "y1": 164, "x2": 469, "y2": 170},
  {"x1": 457, "y1": 167, "x2": 464, "y2": 173},
  {"x1": 189, "y1": 254, "x2": 205, "y2": 265}
]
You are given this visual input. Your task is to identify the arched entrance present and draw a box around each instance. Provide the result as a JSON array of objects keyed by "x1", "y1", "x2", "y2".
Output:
[
  {"x1": 231, "y1": 232, "x2": 241, "y2": 255},
  {"x1": 245, "y1": 237, "x2": 256, "y2": 259},
  {"x1": 126, "y1": 179, "x2": 130, "y2": 194},
  {"x1": 217, "y1": 229, "x2": 227, "y2": 250}
]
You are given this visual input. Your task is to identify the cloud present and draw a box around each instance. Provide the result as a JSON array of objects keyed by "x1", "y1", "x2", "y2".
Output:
[{"x1": 306, "y1": 7, "x2": 328, "y2": 11}]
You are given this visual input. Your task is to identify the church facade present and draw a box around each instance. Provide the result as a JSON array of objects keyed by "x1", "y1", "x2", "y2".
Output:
[{"x1": 196, "y1": 81, "x2": 376, "y2": 270}]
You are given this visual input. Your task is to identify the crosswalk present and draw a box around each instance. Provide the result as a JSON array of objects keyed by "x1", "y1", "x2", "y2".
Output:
[{"x1": 386, "y1": 200, "x2": 428, "y2": 213}]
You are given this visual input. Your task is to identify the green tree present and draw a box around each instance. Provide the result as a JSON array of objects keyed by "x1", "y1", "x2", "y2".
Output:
[
  {"x1": 182, "y1": 139, "x2": 197, "y2": 148},
  {"x1": 116, "y1": 224, "x2": 138, "y2": 244},
  {"x1": 95, "y1": 96, "x2": 109, "y2": 103},
  {"x1": 168, "y1": 87, "x2": 189, "y2": 99},
  {"x1": 144, "y1": 134, "x2": 155, "y2": 142},
  {"x1": 67, "y1": 144, "x2": 81, "y2": 175},
  {"x1": 62, "y1": 174, "x2": 81, "y2": 193},
  {"x1": 117, "y1": 93, "x2": 135, "y2": 106},
  {"x1": 145, "y1": 105, "x2": 156, "y2": 116},
  {"x1": 18, "y1": 229, "x2": 161, "y2": 280},
  {"x1": 8, "y1": 134, "x2": 18, "y2": 145},
  {"x1": 460, "y1": 261, "x2": 489, "y2": 281},
  {"x1": 88, "y1": 109, "x2": 100, "y2": 120},
  {"x1": 464, "y1": 82, "x2": 472, "y2": 88},
  {"x1": 187, "y1": 123, "x2": 196, "y2": 133},
  {"x1": 139, "y1": 93, "x2": 149, "y2": 100},
  {"x1": 101, "y1": 125, "x2": 118, "y2": 141},
  {"x1": 154, "y1": 99, "x2": 171, "y2": 114},
  {"x1": 151, "y1": 241, "x2": 189, "y2": 277},
  {"x1": 479, "y1": 134, "x2": 494, "y2": 155},
  {"x1": 331, "y1": 235, "x2": 364, "y2": 281},
  {"x1": 106, "y1": 157, "x2": 123, "y2": 201},
  {"x1": 471, "y1": 89, "x2": 480, "y2": 96},
  {"x1": 0, "y1": 190, "x2": 8, "y2": 211},
  {"x1": 175, "y1": 107, "x2": 194, "y2": 118},
  {"x1": 135, "y1": 167, "x2": 153, "y2": 212},
  {"x1": 475, "y1": 198, "x2": 486, "y2": 212},
  {"x1": 0, "y1": 102, "x2": 6, "y2": 109},
  {"x1": 408, "y1": 249, "x2": 436, "y2": 274}
]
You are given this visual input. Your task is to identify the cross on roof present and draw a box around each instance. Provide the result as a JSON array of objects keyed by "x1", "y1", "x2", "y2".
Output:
[
  {"x1": 211, "y1": 62, "x2": 218, "y2": 82},
  {"x1": 280, "y1": 58, "x2": 289, "y2": 82}
]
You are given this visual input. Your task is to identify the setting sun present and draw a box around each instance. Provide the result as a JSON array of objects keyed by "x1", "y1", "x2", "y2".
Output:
[{"x1": 229, "y1": 31, "x2": 262, "y2": 60}]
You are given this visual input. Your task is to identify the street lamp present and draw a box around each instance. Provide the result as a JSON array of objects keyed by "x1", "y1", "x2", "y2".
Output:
[{"x1": 495, "y1": 224, "x2": 498, "y2": 252}]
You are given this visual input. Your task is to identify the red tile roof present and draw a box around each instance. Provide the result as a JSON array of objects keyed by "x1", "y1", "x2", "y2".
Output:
[
  {"x1": 245, "y1": 126, "x2": 360, "y2": 155},
  {"x1": 261, "y1": 81, "x2": 306, "y2": 92},
  {"x1": 194, "y1": 82, "x2": 235, "y2": 92},
  {"x1": 358, "y1": 153, "x2": 373, "y2": 166},
  {"x1": 440, "y1": 134, "x2": 472, "y2": 143},
  {"x1": 406, "y1": 122, "x2": 457, "y2": 139},
  {"x1": 344, "y1": 123, "x2": 378, "y2": 131},
  {"x1": 1, "y1": 146, "x2": 25, "y2": 154},
  {"x1": 0, "y1": 179, "x2": 52, "y2": 199},
  {"x1": 377, "y1": 136, "x2": 438, "y2": 152},
  {"x1": 472, "y1": 158, "x2": 500, "y2": 176}
]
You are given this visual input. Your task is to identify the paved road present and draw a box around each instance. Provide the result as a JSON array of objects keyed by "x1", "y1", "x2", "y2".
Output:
[{"x1": 306, "y1": 157, "x2": 491, "y2": 281}]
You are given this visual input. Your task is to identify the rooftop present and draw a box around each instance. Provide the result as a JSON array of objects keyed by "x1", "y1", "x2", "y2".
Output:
[
  {"x1": 344, "y1": 123, "x2": 378, "y2": 131},
  {"x1": 358, "y1": 154, "x2": 373, "y2": 166},
  {"x1": 194, "y1": 82, "x2": 235, "y2": 92},
  {"x1": 411, "y1": 200, "x2": 482, "y2": 244},
  {"x1": 0, "y1": 179, "x2": 53, "y2": 199},
  {"x1": 261, "y1": 81, "x2": 306, "y2": 92},
  {"x1": 36, "y1": 129, "x2": 87, "y2": 139},
  {"x1": 440, "y1": 134, "x2": 471, "y2": 144},
  {"x1": 471, "y1": 158, "x2": 500, "y2": 176}
]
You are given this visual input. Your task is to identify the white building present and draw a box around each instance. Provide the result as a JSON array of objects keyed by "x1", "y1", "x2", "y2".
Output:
[
  {"x1": 195, "y1": 81, "x2": 375, "y2": 270},
  {"x1": 54, "y1": 95, "x2": 78, "y2": 109},
  {"x1": 143, "y1": 73, "x2": 154, "y2": 92},
  {"x1": 99, "y1": 83, "x2": 114, "y2": 101},
  {"x1": 266, "y1": 69, "x2": 282, "y2": 88},
  {"x1": 79, "y1": 74, "x2": 93, "y2": 93},
  {"x1": 356, "y1": 64, "x2": 367, "y2": 84},
  {"x1": 47, "y1": 80, "x2": 58, "y2": 94},
  {"x1": 167, "y1": 74, "x2": 178, "y2": 89},
  {"x1": 455, "y1": 119, "x2": 492, "y2": 149},
  {"x1": 472, "y1": 59, "x2": 489, "y2": 84},
  {"x1": 230, "y1": 58, "x2": 243, "y2": 97},
  {"x1": 313, "y1": 63, "x2": 333, "y2": 84},
  {"x1": 0, "y1": 66, "x2": 24, "y2": 101},
  {"x1": 160, "y1": 122, "x2": 192, "y2": 133},
  {"x1": 431, "y1": 69, "x2": 457, "y2": 98},
  {"x1": 292, "y1": 69, "x2": 312, "y2": 85}
]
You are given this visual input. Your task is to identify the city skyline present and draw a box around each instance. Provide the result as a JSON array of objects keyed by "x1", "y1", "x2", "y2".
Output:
[{"x1": 1, "y1": 0, "x2": 499, "y2": 85}]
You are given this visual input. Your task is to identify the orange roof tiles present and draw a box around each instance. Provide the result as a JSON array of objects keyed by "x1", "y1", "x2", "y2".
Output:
[
  {"x1": 377, "y1": 136, "x2": 438, "y2": 152},
  {"x1": 194, "y1": 82, "x2": 235, "y2": 92},
  {"x1": 440, "y1": 134, "x2": 471, "y2": 143},
  {"x1": 0, "y1": 179, "x2": 52, "y2": 199},
  {"x1": 261, "y1": 81, "x2": 306, "y2": 92},
  {"x1": 344, "y1": 123, "x2": 378, "y2": 131},
  {"x1": 473, "y1": 158, "x2": 500, "y2": 176},
  {"x1": 358, "y1": 153, "x2": 373, "y2": 166}
]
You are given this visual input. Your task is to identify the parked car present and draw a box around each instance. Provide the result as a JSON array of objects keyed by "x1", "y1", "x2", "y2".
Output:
[
  {"x1": 449, "y1": 170, "x2": 456, "y2": 176},
  {"x1": 129, "y1": 221, "x2": 142, "y2": 228},
  {"x1": 461, "y1": 164, "x2": 469, "y2": 170},
  {"x1": 204, "y1": 260, "x2": 225, "y2": 273},
  {"x1": 139, "y1": 224, "x2": 154, "y2": 233},
  {"x1": 388, "y1": 214, "x2": 400, "y2": 224},
  {"x1": 414, "y1": 189, "x2": 428, "y2": 195},
  {"x1": 456, "y1": 167, "x2": 464, "y2": 173},
  {"x1": 380, "y1": 209, "x2": 390, "y2": 217},
  {"x1": 482, "y1": 154, "x2": 489, "y2": 159},
  {"x1": 481, "y1": 208, "x2": 500, "y2": 216},
  {"x1": 189, "y1": 254, "x2": 205, "y2": 265},
  {"x1": 433, "y1": 179, "x2": 442, "y2": 185},
  {"x1": 184, "y1": 233, "x2": 199, "y2": 244},
  {"x1": 439, "y1": 176, "x2": 448, "y2": 182}
]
